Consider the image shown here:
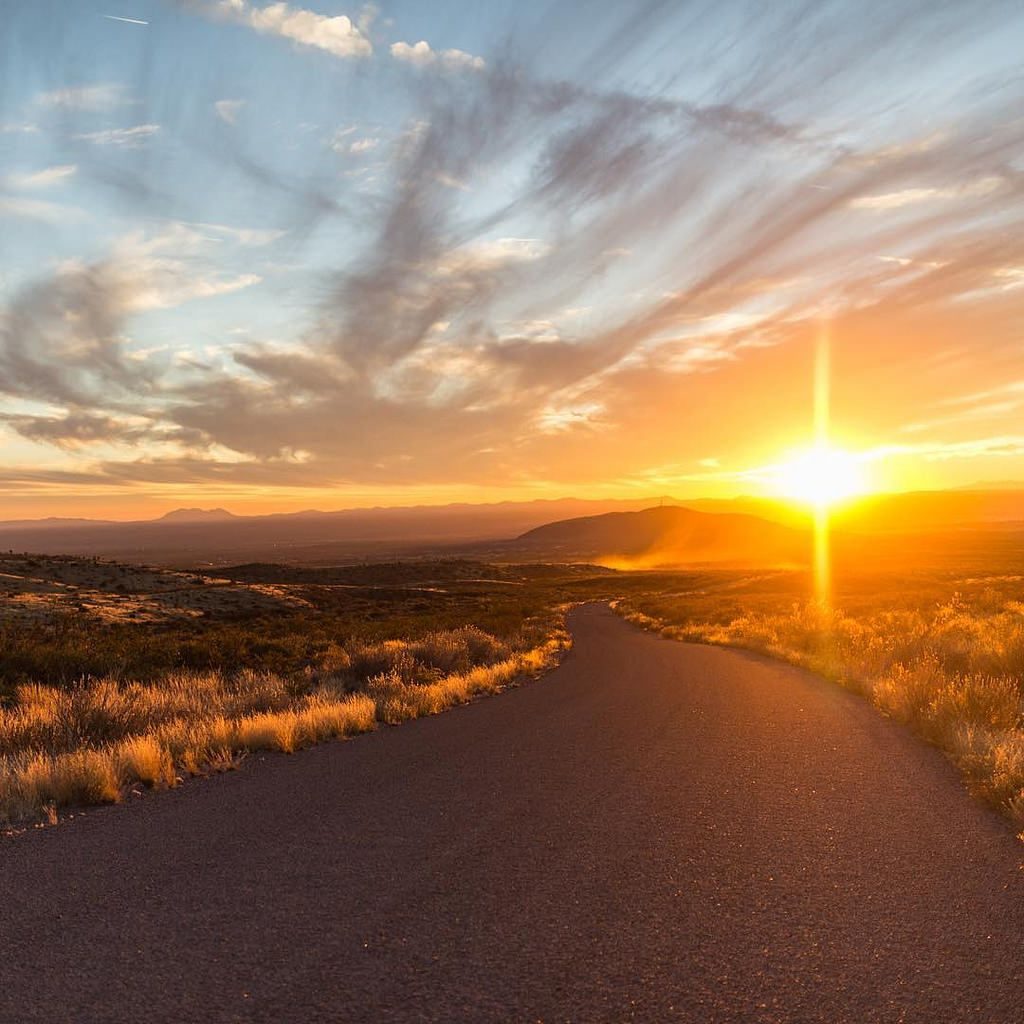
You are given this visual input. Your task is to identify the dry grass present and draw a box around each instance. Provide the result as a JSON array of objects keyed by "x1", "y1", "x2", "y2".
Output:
[
  {"x1": 616, "y1": 594, "x2": 1024, "y2": 829},
  {"x1": 0, "y1": 621, "x2": 569, "y2": 827},
  {"x1": 366, "y1": 634, "x2": 567, "y2": 725}
]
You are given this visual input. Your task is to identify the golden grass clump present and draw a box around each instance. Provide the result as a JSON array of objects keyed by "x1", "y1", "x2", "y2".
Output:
[
  {"x1": 115, "y1": 735, "x2": 176, "y2": 789},
  {"x1": 0, "y1": 618, "x2": 568, "y2": 827},
  {"x1": 365, "y1": 629, "x2": 568, "y2": 725},
  {"x1": 235, "y1": 711, "x2": 299, "y2": 754},
  {"x1": 0, "y1": 749, "x2": 121, "y2": 821}
]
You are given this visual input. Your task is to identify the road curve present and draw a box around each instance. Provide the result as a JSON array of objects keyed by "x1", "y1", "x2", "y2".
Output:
[{"x1": 1, "y1": 604, "x2": 1022, "y2": 1023}]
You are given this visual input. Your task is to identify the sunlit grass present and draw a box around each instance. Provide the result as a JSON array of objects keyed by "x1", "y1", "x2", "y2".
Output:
[{"x1": 0, "y1": 622, "x2": 570, "y2": 827}]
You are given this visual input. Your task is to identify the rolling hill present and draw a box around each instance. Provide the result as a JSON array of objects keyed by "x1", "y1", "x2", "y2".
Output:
[{"x1": 511, "y1": 506, "x2": 809, "y2": 568}]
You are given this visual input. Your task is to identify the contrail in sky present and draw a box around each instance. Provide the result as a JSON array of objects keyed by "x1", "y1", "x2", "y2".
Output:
[{"x1": 103, "y1": 15, "x2": 149, "y2": 25}]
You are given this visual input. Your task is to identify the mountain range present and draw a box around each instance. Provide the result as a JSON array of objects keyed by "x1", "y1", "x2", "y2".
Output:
[{"x1": 1, "y1": 489, "x2": 1021, "y2": 568}]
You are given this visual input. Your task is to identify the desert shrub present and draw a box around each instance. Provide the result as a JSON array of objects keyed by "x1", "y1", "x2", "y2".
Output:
[
  {"x1": 926, "y1": 674, "x2": 1020, "y2": 735},
  {"x1": 408, "y1": 626, "x2": 510, "y2": 675},
  {"x1": 872, "y1": 657, "x2": 948, "y2": 725},
  {"x1": 348, "y1": 642, "x2": 419, "y2": 684}
]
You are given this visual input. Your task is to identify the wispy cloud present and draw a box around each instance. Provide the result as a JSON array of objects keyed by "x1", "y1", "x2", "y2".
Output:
[
  {"x1": 211, "y1": 99, "x2": 243, "y2": 125},
  {"x1": 102, "y1": 226, "x2": 265, "y2": 311},
  {"x1": 128, "y1": 273, "x2": 263, "y2": 312},
  {"x1": 4, "y1": 165, "x2": 77, "y2": 190},
  {"x1": 36, "y1": 83, "x2": 128, "y2": 111},
  {"x1": 327, "y1": 125, "x2": 357, "y2": 152},
  {"x1": 348, "y1": 136, "x2": 379, "y2": 154},
  {"x1": 850, "y1": 177, "x2": 1003, "y2": 210},
  {"x1": 73, "y1": 124, "x2": 160, "y2": 147},
  {"x1": 869, "y1": 437, "x2": 1024, "y2": 463},
  {"x1": 188, "y1": 221, "x2": 285, "y2": 246},
  {"x1": 0, "y1": 196, "x2": 85, "y2": 224},
  {"x1": 213, "y1": 98, "x2": 245, "y2": 124}
]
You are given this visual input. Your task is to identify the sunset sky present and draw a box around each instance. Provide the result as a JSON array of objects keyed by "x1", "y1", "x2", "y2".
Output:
[{"x1": 2, "y1": 0, "x2": 1023, "y2": 519}]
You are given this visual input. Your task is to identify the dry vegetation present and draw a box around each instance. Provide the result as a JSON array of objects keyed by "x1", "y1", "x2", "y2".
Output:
[
  {"x1": 10, "y1": 546, "x2": 1022, "y2": 835},
  {"x1": 0, "y1": 625, "x2": 569, "y2": 826},
  {"x1": 0, "y1": 553, "x2": 308, "y2": 624},
  {"x1": 0, "y1": 555, "x2": 582, "y2": 827},
  {"x1": 617, "y1": 573, "x2": 1024, "y2": 831}
]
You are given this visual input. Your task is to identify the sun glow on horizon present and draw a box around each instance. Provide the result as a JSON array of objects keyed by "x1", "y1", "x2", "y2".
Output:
[{"x1": 770, "y1": 443, "x2": 870, "y2": 510}]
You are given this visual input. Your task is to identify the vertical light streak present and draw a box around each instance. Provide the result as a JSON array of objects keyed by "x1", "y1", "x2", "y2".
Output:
[
  {"x1": 814, "y1": 321, "x2": 830, "y2": 446},
  {"x1": 813, "y1": 321, "x2": 831, "y2": 607},
  {"x1": 814, "y1": 504, "x2": 830, "y2": 606}
]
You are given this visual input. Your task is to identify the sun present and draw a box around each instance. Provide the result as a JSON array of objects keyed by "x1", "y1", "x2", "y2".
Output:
[{"x1": 771, "y1": 444, "x2": 868, "y2": 508}]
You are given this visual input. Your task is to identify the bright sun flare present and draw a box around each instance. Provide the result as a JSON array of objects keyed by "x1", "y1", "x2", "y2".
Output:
[{"x1": 771, "y1": 444, "x2": 867, "y2": 508}]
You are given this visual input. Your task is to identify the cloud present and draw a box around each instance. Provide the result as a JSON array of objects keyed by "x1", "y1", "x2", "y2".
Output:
[
  {"x1": 349, "y1": 137, "x2": 379, "y2": 154},
  {"x1": 0, "y1": 261, "x2": 155, "y2": 409},
  {"x1": 328, "y1": 125, "x2": 358, "y2": 152},
  {"x1": 36, "y1": 83, "x2": 127, "y2": 111},
  {"x1": 123, "y1": 272, "x2": 262, "y2": 312},
  {"x1": 73, "y1": 124, "x2": 161, "y2": 147},
  {"x1": 0, "y1": 196, "x2": 85, "y2": 224},
  {"x1": 194, "y1": 1, "x2": 372, "y2": 58},
  {"x1": 0, "y1": 221, "x2": 271, "y2": 411},
  {"x1": 4, "y1": 411, "x2": 148, "y2": 449},
  {"x1": 434, "y1": 172, "x2": 469, "y2": 191},
  {"x1": 214, "y1": 99, "x2": 245, "y2": 124},
  {"x1": 92, "y1": 227, "x2": 265, "y2": 311},
  {"x1": 433, "y1": 238, "x2": 549, "y2": 277},
  {"x1": 5, "y1": 2, "x2": 1024, "y2": 497},
  {"x1": 850, "y1": 176, "x2": 1003, "y2": 210},
  {"x1": 356, "y1": 2, "x2": 377, "y2": 35},
  {"x1": 993, "y1": 266, "x2": 1024, "y2": 290},
  {"x1": 869, "y1": 436, "x2": 1024, "y2": 463},
  {"x1": 390, "y1": 40, "x2": 485, "y2": 72},
  {"x1": 536, "y1": 400, "x2": 605, "y2": 434},
  {"x1": 0, "y1": 222, "x2": 274, "y2": 475},
  {"x1": 188, "y1": 221, "x2": 285, "y2": 246},
  {"x1": 1, "y1": 161, "x2": 83, "y2": 222},
  {"x1": 5, "y1": 165, "x2": 77, "y2": 190}
]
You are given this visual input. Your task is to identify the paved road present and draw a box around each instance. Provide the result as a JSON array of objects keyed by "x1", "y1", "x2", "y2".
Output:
[{"x1": 1, "y1": 604, "x2": 1022, "y2": 1023}]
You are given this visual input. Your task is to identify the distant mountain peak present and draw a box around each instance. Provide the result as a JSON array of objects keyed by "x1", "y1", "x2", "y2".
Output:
[{"x1": 158, "y1": 507, "x2": 237, "y2": 523}]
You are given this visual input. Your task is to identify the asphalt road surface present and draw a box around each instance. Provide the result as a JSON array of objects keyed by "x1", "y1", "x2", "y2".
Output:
[{"x1": 1, "y1": 604, "x2": 1022, "y2": 1023}]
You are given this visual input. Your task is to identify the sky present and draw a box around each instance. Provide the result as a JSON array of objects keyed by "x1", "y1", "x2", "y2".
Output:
[{"x1": 1, "y1": 0, "x2": 1023, "y2": 519}]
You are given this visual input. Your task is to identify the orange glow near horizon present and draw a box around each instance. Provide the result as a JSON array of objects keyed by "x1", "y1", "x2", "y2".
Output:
[
  {"x1": 768, "y1": 323, "x2": 852, "y2": 605},
  {"x1": 814, "y1": 326, "x2": 833, "y2": 606},
  {"x1": 770, "y1": 321, "x2": 871, "y2": 511}
]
